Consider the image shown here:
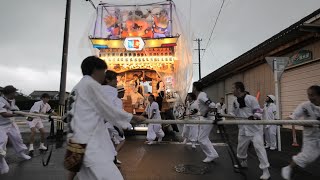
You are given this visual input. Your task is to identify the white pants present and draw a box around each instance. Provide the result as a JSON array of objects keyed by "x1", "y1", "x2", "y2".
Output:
[
  {"x1": 198, "y1": 124, "x2": 219, "y2": 158},
  {"x1": 78, "y1": 162, "x2": 123, "y2": 180},
  {"x1": 182, "y1": 125, "x2": 199, "y2": 142},
  {"x1": 79, "y1": 121, "x2": 121, "y2": 179},
  {"x1": 237, "y1": 134, "x2": 270, "y2": 169},
  {"x1": 264, "y1": 125, "x2": 277, "y2": 148},
  {"x1": 147, "y1": 124, "x2": 164, "y2": 142},
  {"x1": 0, "y1": 123, "x2": 27, "y2": 172},
  {"x1": 27, "y1": 118, "x2": 44, "y2": 129},
  {"x1": 293, "y1": 128, "x2": 320, "y2": 168},
  {"x1": 106, "y1": 123, "x2": 125, "y2": 145}
]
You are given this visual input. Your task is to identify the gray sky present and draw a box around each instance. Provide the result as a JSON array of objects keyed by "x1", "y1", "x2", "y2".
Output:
[{"x1": 0, "y1": 0, "x2": 319, "y2": 95}]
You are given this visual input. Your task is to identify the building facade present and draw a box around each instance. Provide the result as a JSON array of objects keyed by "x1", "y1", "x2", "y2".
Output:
[{"x1": 201, "y1": 9, "x2": 320, "y2": 118}]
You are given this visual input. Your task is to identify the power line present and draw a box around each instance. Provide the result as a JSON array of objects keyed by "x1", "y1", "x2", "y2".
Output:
[
  {"x1": 202, "y1": 0, "x2": 225, "y2": 58},
  {"x1": 85, "y1": 0, "x2": 96, "y2": 9},
  {"x1": 193, "y1": 39, "x2": 205, "y2": 80}
]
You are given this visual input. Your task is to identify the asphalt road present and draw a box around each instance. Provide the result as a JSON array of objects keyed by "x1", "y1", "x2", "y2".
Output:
[{"x1": 1, "y1": 123, "x2": 319, "y2": 180}]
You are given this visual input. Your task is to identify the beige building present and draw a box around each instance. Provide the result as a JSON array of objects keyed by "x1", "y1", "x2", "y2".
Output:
[{"x1": 201, "y1": 8, "x2": 320, "y2": 118}]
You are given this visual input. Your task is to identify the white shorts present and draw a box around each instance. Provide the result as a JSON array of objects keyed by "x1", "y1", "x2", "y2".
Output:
[{"x1": 27, "y1": 118, "x2": 44, "y2": 129}]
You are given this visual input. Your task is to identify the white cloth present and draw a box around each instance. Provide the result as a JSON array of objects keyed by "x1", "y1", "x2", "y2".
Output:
[
  {"x1": 198, "y1": 122, "x2": 219, "y2": 158},
  {"x1": 27, "y1": 119, "x2": 44, "y2": 129},
  {"x1": 231, "y1": 95, "x2": 263, "y2": 136},
  {"x1": 67, "y1": 76, "x2": 132, "y2": 179},
  {"x1": 30, "y1": 100, "x2": 52, "y2": 115},
  {"x1": 28, "y1": 100, "x2": 52, "y2": 129},
  {"x1": 196, "y1": 92, "x2": 218, "y2": 158},
  {"x1": 0, "y1": 97, "x2": 19, "y2": 126},
  {"x1": 146, "y1": 102, "x2": 164, "y2": 141},
  {"x1": 216, "y1": 102, "x2": 227, "y2": 114},
  {"x1": 237, "y1": 134, "x2": 270, "y2": 169},
  {"x1": 231, "y1": 94, "x2": 269, "y2": 169},
  {"x1": 68, "y1": 77, "x2": 132, "y2": 144},
  {"x1": 102, "y1": 85, "x2": 130, "y2": 141},
  {"x1": 101, "y1": 85, "x2": 118, "y2": 107},
  {"x1": 263, "y1": 103, "x2": 277, "y2": 148},
  {"x1": 182, "y1": 100, "x2": 199, "y2": 142},
  {"x1": 197, "y1": 92, "x2": 215, "y2": 116},
  {"x1": 182, "y1": 125, "x2": 198, "y2": 142},
  {"x1": 0, "y1": 98, "x2": 27, "y2": 173},
  {"x1": 0, "y1": 123, "x2": 27, "y2": 154},
  {"x1": 289, "y1": 101, "x2": 320, "y2": 168},
  {"x1": 78, "y1": 162, "x2": 123, "y2": 180}
]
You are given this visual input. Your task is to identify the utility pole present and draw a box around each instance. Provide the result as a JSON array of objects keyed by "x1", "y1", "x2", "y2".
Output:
[
  {"x1": 56, "y1": 0, "x2": 71, "y2": 142},
  {"x1": 194, "y1": 39, "x2": 205, "y2": 80}
]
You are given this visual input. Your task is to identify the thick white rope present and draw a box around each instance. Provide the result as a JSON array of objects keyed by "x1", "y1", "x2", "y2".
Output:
[
  {"x1": 13, "y1": 111, "x2": 320, "y2": 126},
  {"x1": 14, "y1": 111, "x2": 62, "y2": 120},
  {"x1": 142, "y1": 119, "x2": 320, "y2": 125}
]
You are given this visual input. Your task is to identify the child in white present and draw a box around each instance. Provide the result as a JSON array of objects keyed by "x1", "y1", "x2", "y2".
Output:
[
  {"x1": 182, "y1": 93, "x2": 199, "y2": 149},
  {"x1": 28, "y1": 93, "x2": 55, "y2": 151},
  {"x1": 142, "y1": 95, "x2": 165, "y2": 145},
  {"x1": 262, "y1": 95, "x2": 278, "y2": 150},
  {"x1": 192, "y1": 82, "x2": 219, "y2": 163},
  {"x1": 231, "y1": 82, "x2": 270, "y2": 180},
  {"x1": 0, "y1": 85, "x2": 31, "y2": 175},
  {"x1": 281, "y1": 85, "x2": 320, "y2": 180},
  {"x1": 216, "y1": 97, "x2": 227, "y2": 115},
  {"x1": 215, "y1": 97, "x2": 227, "y2": 133}
]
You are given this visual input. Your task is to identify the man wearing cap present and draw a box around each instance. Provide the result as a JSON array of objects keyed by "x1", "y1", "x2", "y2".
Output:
[
  {"x1": 262, "y1": 95, "x2": 278, "y2": 150},
  {"x1": 102, "y1": 70, "x2": 132, "y2": 165},
  {"x1": 0, "y1": 85, "x2": 31, "y2": 174},
  {"x1": 113, "y1": 85, "x2": 127, "y2": 159}
]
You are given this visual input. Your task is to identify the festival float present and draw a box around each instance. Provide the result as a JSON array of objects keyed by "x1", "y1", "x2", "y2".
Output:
[{"x1": 89, "y1": 1, "x2": 192, "y2": 115}]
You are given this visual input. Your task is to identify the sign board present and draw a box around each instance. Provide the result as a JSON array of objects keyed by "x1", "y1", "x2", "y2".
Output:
[
  {"x1": 124, "y1": 37, "x2": 145, "y2": 51},
  {"x1": 287, "y1": 50, "x2": 313, "y2": 68},
  {"x1": 266, "y1": 57, "x2": 289, "y2": 79}
]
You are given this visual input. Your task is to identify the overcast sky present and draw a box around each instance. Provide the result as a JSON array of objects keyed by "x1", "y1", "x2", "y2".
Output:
[{"x1": 0, "y1": 0, "x2": 319, "y2": 95}]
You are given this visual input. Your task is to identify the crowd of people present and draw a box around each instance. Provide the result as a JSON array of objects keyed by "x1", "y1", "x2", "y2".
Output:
[{"x1": 0, "y1": 56, "x2": 319, "y2": 180}]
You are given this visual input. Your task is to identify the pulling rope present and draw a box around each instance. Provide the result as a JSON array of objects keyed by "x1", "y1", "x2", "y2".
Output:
[{"x1": 13, "y1": 111, "x2": 320, "y2": 126}]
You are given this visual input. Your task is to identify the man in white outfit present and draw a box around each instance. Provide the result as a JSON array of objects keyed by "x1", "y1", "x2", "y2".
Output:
[
  {"x1": 192, "y1": 81, "x2": 219, "y2": 163},
  {"x1": 262, "y1": 95, "x2": 278, "y2": 150},
  {"x1": 216, "y1": 97, "x2": 227, "y2": 115},
  {"x1": 182, "y1": 93, "x2": 199, "y2": 149},
  {"x1": 102, "y1": 70, "x2": 129, "y2": 165},
  {"x1": 231, "y1": 82, "x2": 270, "y2": 180},
  {"x1": 281, "y1": 85, "x2": 320, "y2": 180},
  {"x1": 28, "y1": 93, "x2": 57, "y2": 152},
  {"x1": 66, "y1": 56, "x2": 145, "y2": 180},
  {"x1": 141, "y1": 94, "x2": 165, "y2": 145},
  {"x1": 0, "y1": 85, "x2": 31, "y2": 174},
  {"x1": 215, "y1": 97, "x2": 227, "y2": 134}
]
